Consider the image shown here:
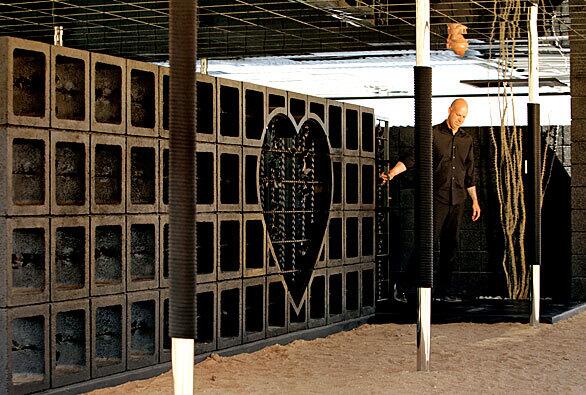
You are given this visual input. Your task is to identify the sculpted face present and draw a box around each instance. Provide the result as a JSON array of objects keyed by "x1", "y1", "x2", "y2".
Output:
[{"x1": 447, "y1": 99, "x2": 468, "y2": 132}]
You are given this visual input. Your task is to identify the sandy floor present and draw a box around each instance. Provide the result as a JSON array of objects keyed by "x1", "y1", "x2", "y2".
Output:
[{"x1": 90, "y1": 312, "x2": 586, "y2": 394}]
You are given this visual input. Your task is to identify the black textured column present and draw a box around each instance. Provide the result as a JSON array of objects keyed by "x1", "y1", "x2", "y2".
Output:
[
  {"x1": 414, "y1": 66, "x2": 433, "y2": 288},
  {"x1": 169, "y1": 0, "x2": 197, "y2": 339},
  {"x1": 526, "y1": 103, "x2": 541, "y2": 267}
]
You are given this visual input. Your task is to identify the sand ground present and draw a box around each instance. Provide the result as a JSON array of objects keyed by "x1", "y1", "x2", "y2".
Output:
[{"x1": 90, "y1": 311, "x2": 586, "y2": 394}]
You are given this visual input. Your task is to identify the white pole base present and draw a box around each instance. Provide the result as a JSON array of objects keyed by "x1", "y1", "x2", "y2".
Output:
[
  {"x1": 530, "y1": 265, "x2": 540, "y2": 327},
  {"x1": 172, "y1": 338, "x2": 194, "y2": 394},
  {"x1": 417, "y1": 287, "x2": 431, "y2": 371}
]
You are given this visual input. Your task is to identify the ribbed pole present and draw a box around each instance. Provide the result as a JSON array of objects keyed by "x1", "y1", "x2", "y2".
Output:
[
  {"x1": 415, "y1": 0, "x2": 432, "y2": 372},
  {"x1": 527, "y1": 0, "x2": 541, "y2": 327},
  {"x1": 169, "y1": 0, "x2": 197, "y2": 393}
]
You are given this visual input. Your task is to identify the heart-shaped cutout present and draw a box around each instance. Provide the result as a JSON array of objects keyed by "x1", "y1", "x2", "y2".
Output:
[{"x1": 260, "y1": 114, "x2": 331, "y2": 307}]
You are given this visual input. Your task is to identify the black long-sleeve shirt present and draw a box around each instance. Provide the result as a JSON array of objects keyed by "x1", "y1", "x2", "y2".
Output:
[{"x1": 400, "y1": 120, "x2": 476, "y2": 205}]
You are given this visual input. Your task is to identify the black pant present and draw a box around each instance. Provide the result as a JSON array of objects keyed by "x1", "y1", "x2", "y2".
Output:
[
  {"x1": 401, "y1": 200, "x2": 464, "y2": 295},
  {"x1": 433, "y1": 200, "x2": 465, "y2": 295}
]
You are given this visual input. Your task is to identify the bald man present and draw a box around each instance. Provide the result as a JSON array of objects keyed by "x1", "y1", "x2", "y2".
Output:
[{"x1": 381, "y1": 98, "x2": 481, "y2": 301}]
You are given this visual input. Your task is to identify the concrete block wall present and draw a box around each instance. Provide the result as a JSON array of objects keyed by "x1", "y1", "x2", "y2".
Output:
[
  {"x1": 0, "y1": 36, "x2": 377, "y2": 393},
  {"x1": 570, "y1": 0, "x2": 586, "y2": 301}
]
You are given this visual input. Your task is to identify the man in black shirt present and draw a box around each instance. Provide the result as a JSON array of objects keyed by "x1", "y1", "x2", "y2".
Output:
[{"x1": 381, "y1": 98, "x2": 481, "y2": 299}]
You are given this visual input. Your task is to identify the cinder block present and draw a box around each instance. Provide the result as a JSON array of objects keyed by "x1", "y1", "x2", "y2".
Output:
[
  {"x1": 0, "y1": 126, "x2": 49, "y2": 216},
  {"x1": 327, "y1": 267, "x2": 345, "y2": 324},
  {"x1": 243, "y1": 277, "x2": 266, "y2": 343},
  {"x1": 243, "y1": 147, "x2": 262, "y2": 212},
  {"x1": 361, "y1": 158, "x2": 375, "y2": 210},
  {"x1": 360, "y1": 107, "x2": 375, "y2": 158},
  {"x1": 90, "y1": 52, "x2": 126, "y2": 134},
  {"x1": 217, "y1": 279, "x2": 243, "y2": 349},
  {"x1": 127, "y1": 215, "x2": 159, "y2": 292},
  {"x1": 244, "y1": 213, "x2": 266, "y2": 278},
  {"x1": 267, "y1": 87, "x2": 287, "y2": 119},
  {"x1": 91, "y1": 134, "x2": 125, "y2": 214},
  {"x1": 288, "y1": 91, "x2": 308, "y2": 126},
  {"x1": 0, "y1": 217, "x2": 50, "y2": 307},
  {"x1": 196, "y1": 282, "x2": 217, "y2": 355},
  {"x1": 126, "y1": 290, "x2": 159, "y2": 370},
  {"x1": 327, "y1": 212, "x2": 344, "y2": 267},
  {"x1": 217, "y1": 78, "x2": 242, "y2": 145},
  {"x1": 51, "y1": 299, "x2": 90, "y2": 388},
  {"x1": 331, "y1": 156, "x2": 344, "y2": 211},
  {"x1": 361, "y1": 213, "x2": 375, "y2": 263},
  {"x1": 127, "y1": 60, "x2": 158, "y2": 137},
  {"x1": 0, "y1": 37, "x2": 50, "y2": 127},
  {"x1": 217, "y1": 213, "x2": 242, "y2": 281},
  {"x1": 196, "y1": 143, "x2": 217, "y2": 212},
  {"x1": 218, "y1": 144, "x2": 242, "y2": 212},
  {"x1": 344, "y1": 157, "x2": 361, "y2": 210},
  {"x1": 327, "y1": 101, "x2": 343, "y2": 155},
  {"x1": 51, "y1": 130, "x2": 90, "y2": 215},
  {"x1": 265, "y1": 275, "x2": 288, "y2": 337},
  {"x1": 127, "y1": 136, "x2": 159, "y2": 214},
  {"x1": 345, "y1": 266, "x2": 360, "y2": 319},
  {"x1": 344, "y1": 212, "x2": 361, "y2": 265},
  {"x1": 308, "y1": 96, "x2": 326, "y2": 124},
  {"x1": 91, "y1": 294, "x2": 126, "y2": 378},
  {"x1": 159, "y1": 289, "x2": 170, "y2": 363},
  {"x1": 158, "y1": 68, "x2": 217, "y2": 139},
  {"x1": 196, "y1": 213, "x2": 217, "y2": 284},
  {"x1": 344, "y1": 103, "x2": 360, "y2": 157},
  {"x1": 51, "y1": 216, "x2": 90, "y2": 301},
  {"x1": 90, "y1": 215, "x2": 126, "y2": 296},
  {"x1": 308, "y1": 268, "x2": 327, "y2": 328},
  {"x1": 243, "y1": 83, "x2": 266, "y2": 147},
  {"x1": 2, "y1": 304, "x2": 50, "y2": 394},
  {"x1": 288, "y1": 291, "x2": 308, "y2": 332},
  {"x1": 51, "y1": 45, "x2": 90, "y2": 131}
]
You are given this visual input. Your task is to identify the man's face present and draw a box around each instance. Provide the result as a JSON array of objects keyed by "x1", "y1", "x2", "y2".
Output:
[{"x1": 447, "y1": 101, "x2": 468, "y2": 131}]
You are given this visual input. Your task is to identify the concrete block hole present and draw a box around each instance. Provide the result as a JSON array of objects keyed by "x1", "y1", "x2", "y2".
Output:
[
  {"x1": 55, "y1": 226, "x2": 85, "y2": 290},
  {"x1": 219, "y1": 153, "x2": 240, "y2": 205},
  {"x1": 94, "y1": 225, "x2": 123, "y2": 286},
  {"x1": 12, "y1": 138, "x2": 45, "y2": 206},
  {"x1": 328, "y1": 218, "x2": 342, "y2": 260},
  {"x1": 55, "y1": 310, "x2": 86, "y2": 374},
  {"x1": 245, "y1": 89, "x2": 264, "y2": 140},
  {"x1": 130, "y1": 69, "x2": 155, "y2": 129},
  {"x1": 130, "y1": 147, "x2": 155, "y2": 205},
  {"x1": 220, "y1": 288, "x2": 240, "y2": 338},
  {"x1": 11, "y1": 315, "x2": 45, "y2": 385},
  {"x1": 310, "y1": 276, "x2": 326, "y2": 320},
  {"x1": 55, "y1": 55, "x2": 85, "y2": 121},
  {"x1": 95, "y1": 144, "x2": 122, "y2": 205},
  {"x1": 328, "y1": 105, "x2": 342, "y2": 149},
  {"x1": 362, "y1": 112, "x2": 374, "y2": 153},
  {"x1": 13, "y1": 48, "x2": 45, "y2": 118},
  {"x1": 329, "y1": 273, "x2": 342, "y2": 316},
  {"x1": 346, "y1": 271, "x2": 359, "y2": 312},
  {"x1": 219, "y1": 86, "x2": 239, "y2": 137},
  {"x1": 220, "y1": 220, "x2": 240, "y2": 273},
  {"x1": 55, "y1": 142, "x2": 85, "y2": 206},
  {"x1": 245, "y1": 285, "x2": 264, "y2": 333},
  {"x1": 197, "y1": 291, "x2": 215, "y2": 344},
  {"x1": 196, "y1": 221, "x2": 214, "y2": 275},
  {"x1": 345, "y1": 108, "x2": 358, "y2": 151},
  {"x1": 95, "y1": 305, "x2": 122, "y2": 367},
  {"x1": 345, "y1": 163, "x2": 359, "y2": 204},
  {"x1": 130, "y1": 224, "x2": 156, "y2": 282},
  {"x1": 12, "y1": 227, "x2": 45, "y2": 291},
  {"x1": 130, "y1": 300, "x2": 156, "y2": 356},
  {"x1": 94, "y1": 62, "x2": 122, "y2": 125},
  {"x1": 267, "y1": 281, "x2": 285, "y2": 328}
]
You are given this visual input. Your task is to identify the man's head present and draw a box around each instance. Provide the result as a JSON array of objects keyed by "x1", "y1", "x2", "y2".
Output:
[{"x1": 446, "y1": 98, "x2": 468, "y2": 132}]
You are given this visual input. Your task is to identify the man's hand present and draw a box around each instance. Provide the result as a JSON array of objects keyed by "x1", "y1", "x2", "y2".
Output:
[
  {"x1": 471, "y1": 202, "x2": 481, "y2": 221},
  {"x1": 380, "y1": 170, "x2": 394, "y2": 185}
]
